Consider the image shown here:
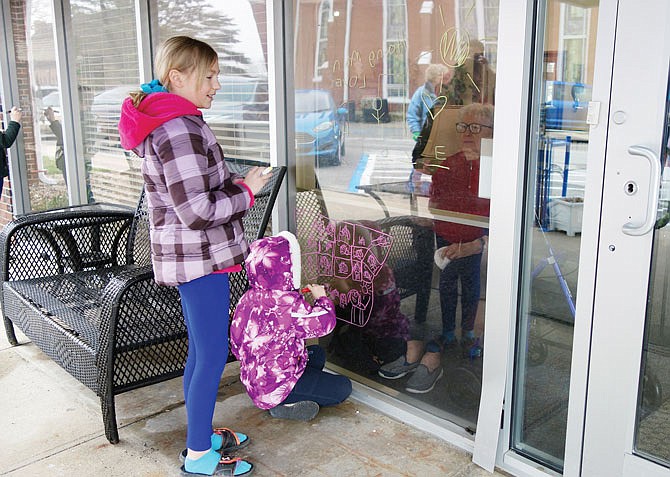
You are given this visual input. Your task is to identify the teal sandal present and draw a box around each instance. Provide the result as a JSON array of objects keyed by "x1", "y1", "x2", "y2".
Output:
[
  {"x1": 181, "y1": 450, "x2": 253, "y2": 476},
  {"x1": 179, "y1": 428, "x2": 250, "y2": 462}
]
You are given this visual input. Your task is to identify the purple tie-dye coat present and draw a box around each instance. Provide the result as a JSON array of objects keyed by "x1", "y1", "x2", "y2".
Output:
[{"x1": 230, "y1": 231, "x2": 336, "y2": 410}]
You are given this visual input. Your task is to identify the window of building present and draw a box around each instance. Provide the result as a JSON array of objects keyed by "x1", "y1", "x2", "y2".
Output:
[
  {"x1": 558, "y1": 4, "x2": 590, "y2": 83},
  {"x1": 23, "y1": 0, "x2": 68, "y2": 211},
  {"x1": 314, "y1": 0, "x2": 332, "y2": 82},
  {"x1": 157, "y1": 0, "x2": 270, "y2": 164},
  {"x1": 68, "y1": 0, "x2": 141, "y2": 206},
  {"x1": 385, "y1": 0, "x2": 408, "y2": 102},
  {"x1": 456, "y1": 0, "x2": 499, "y2": 72}
]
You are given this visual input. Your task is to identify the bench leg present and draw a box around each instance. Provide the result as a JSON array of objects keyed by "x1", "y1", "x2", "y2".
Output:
[
  {"x1": 3, "y1": 316, "x2": 18, "y2": 346},
  {"x1": 101, "y1": 393, "x2": 120, "y2": 444}
]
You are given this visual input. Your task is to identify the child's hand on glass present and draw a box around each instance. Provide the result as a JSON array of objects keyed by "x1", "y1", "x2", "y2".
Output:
[{"x1": 304, "y1": 284, "x2": 326, "y2": 299}]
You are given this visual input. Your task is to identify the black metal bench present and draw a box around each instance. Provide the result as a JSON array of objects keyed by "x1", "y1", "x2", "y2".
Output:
[{"x1": 0, "y1": 159, "x2": 285, "y2": 444}]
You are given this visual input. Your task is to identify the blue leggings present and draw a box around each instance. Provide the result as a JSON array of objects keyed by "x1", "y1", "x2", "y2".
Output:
[
  {"x1": 178, "y1": 273, "x2": 230, "y2": 452},
  {"x1": 282, "y1": 345, "x2": 352, "y2": 407}
]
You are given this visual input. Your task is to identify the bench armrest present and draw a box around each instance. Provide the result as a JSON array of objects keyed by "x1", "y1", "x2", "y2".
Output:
[{"x1": 96, "y1": 264, "x2": 186, "y2": 393}]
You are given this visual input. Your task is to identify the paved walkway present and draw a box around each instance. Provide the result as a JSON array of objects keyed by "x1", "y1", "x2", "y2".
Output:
[{"x1": 1, "y1": 327, "x2": 511, "y2": 476}]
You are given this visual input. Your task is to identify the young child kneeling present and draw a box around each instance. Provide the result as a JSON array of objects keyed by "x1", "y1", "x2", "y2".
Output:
[{"x1": 230, "y1": 231, "x2": 352, "y2": 421}]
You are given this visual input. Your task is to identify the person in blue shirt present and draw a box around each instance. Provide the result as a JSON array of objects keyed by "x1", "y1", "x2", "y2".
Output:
[
  {"x1": 407, "y1": 64, "x2": 451, "y2": 141},
  {"x1": 407, "y1": 64, "x2": 451, "y2": 194}
]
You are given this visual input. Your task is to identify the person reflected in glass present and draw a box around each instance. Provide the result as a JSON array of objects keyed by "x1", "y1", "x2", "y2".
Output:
[
  {"x1": 326, "y1": 220, "x2": 411, "y2": 375},
  {"x1": 78, "y1": 86, "x2": 97, "y2": 203},
  {"x1": 407, "y1": 64, "x2": 453, "y2": 194},
  {"x1": 407, "y1": 64, "x2": 451, "y2": 141},
  {"x1": 380, "y1": 103, "x2": 493, "y2": 394},
  {"x1": 44, "y1": 106, "x2": 66, "y2": 184},
  {"x1": 0, "y1": 105, "x2": 23, "y2": 197},
  {"x1": 442, "y1": 40, "x2": 496, "y2": 106}
]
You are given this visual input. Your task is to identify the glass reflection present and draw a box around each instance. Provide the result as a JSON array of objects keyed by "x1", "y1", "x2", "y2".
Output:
[
  {"x1": 294, "y1": 0, "x2": 498, "y2": 431},
  {"x1": 24, "y1": 0, "x2": 69, "y2": 210}
]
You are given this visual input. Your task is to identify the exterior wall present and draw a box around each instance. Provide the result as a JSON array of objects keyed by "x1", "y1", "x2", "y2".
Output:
[
  {"x1": 3, "y1": 0, "x2": 39, "y2": 224},
  {"x1": 249, "y1": 0, "x2": 268, "y2": 65}
]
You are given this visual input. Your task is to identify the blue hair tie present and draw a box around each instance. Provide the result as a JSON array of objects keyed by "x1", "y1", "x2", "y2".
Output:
[{"x1": 140, "y1": 79, "x2": 167, "y2": 94}]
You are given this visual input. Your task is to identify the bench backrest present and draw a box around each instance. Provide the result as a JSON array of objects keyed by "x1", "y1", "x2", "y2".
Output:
[
  {"x1": 126, "y1": 191, "x2": 151, "y2": 267},
  {"x1": 226, "y1": 160, "x2": 286, "y2": 241},
  {"x1": 228, "y1": 161, "x2": 286, "y2": 316}
]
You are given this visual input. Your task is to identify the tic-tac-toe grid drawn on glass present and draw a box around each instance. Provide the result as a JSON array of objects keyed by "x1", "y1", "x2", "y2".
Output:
[{"x1": 301, "y1": 213, "x2": 392, "y2": 327}]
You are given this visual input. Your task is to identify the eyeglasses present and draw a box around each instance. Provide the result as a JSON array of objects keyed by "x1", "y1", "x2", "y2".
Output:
[{"x1": 455, "y1": 122, "x2": 493, "y2": 134}]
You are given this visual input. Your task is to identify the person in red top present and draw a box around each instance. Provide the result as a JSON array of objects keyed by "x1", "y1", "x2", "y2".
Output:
[
  {"x1": 429, "y1": 103, "x2": 492, "y2": 350},
  {"x1": 379, "y1": 103, "x2": 493, "y2": 394}
]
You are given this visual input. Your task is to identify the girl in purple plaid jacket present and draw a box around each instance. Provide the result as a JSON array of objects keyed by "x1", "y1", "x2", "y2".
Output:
[{"x1": 119, "y1": 36, "x2": 269, "y2": 477}]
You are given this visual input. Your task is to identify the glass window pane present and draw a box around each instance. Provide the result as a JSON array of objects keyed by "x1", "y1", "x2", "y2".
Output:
[
  {"x1": 511, "y1": 1, "x2": 599, "y2": 472},
  {"x1": 294, "y1": 0, "x2": 498, "y2": 432},
  {"x1": 635, "y1": 71, "x2": 670, "y2": 467},
  {"x1": 69, "y1": 0, "x2": 141, "y2": 206},
  {"x1": 23, "y1": 0, "x2": 68, "y2": 210},
  {"x1": 157, "y1": 0, "x2": 270, "y2": 164}
]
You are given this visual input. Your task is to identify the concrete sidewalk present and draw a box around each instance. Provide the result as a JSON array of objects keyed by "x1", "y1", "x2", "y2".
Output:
[{"x1": 1, "y1": 328, "x2": 509, "y2": 477}]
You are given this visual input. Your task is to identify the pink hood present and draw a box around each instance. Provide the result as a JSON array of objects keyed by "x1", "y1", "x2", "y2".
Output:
[{"x1": 118, "y1": 92, "x2": 202, "y2": 151}]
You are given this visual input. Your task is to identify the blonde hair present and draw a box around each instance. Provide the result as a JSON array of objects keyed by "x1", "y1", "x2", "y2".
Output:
[
  {"x1": 129, "y1": 36, "x2": 218, "y2": 107},
  {"x1": 425, "y1": 64, "x2": 449, "y2": 85}
]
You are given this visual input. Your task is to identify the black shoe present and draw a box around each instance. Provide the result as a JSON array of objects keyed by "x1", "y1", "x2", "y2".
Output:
[
  {"x1": 269, "y1": 401, "x2": 319, "y2": 421},
  {"x1": 461, "y1": 337, "x2": 483, "y2": 359}
]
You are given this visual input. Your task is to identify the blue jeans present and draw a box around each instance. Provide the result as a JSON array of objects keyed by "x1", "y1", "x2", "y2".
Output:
[
  {"x1": 437, "y1": 236, "x2": 482, "y2": 338},
  {"x1": 282, "y1": 345, "x2": 352, "y2": 407},
  {"x1": 178, "y1": 273, "x2": 230, "y2": 452}
]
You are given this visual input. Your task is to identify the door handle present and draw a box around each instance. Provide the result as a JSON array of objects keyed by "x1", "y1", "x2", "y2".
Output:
[{"x1": 622, "y1": 145, "x2": 661, "y2": 236}]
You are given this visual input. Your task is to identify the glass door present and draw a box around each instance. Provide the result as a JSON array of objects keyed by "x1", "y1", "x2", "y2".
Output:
[
  {"x1": 509, "y1": 0, "x2": 600, "y2": 472},
  {"x1": 581, "y1": 0, "x2": 670, "y2": 475}
]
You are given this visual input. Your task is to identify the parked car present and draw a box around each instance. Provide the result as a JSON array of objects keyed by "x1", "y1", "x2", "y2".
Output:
[
  {"x1": 42, "y1": 90, "x2": 61, "y2": 111},
  {"x1": 86, "y1": 83, "x2": 347, "y2": 167},
  {"x1": 295, "y1": 89, "x2": 347, "y2": 166},
  {"x1": 543, "y1": 81, "x2": 592, "y2": 132},
  {"x1": 203, "y1": 76, "x2": 265, "y2": 123},
  {"x1": 205, "y1": 77, "x2": 270, "y2": 162},
  {"x1": 37, "y1": 85, "x2": 58, "y2": 96}
]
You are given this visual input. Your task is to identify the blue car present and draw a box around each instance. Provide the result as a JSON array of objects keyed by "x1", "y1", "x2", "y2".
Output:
[
  {"x1": 295, "y1": 89, "x2": 347, "y2": 166},
  {"x1": 543, "y1": 81, "x2": 592, "y2": 132}
]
